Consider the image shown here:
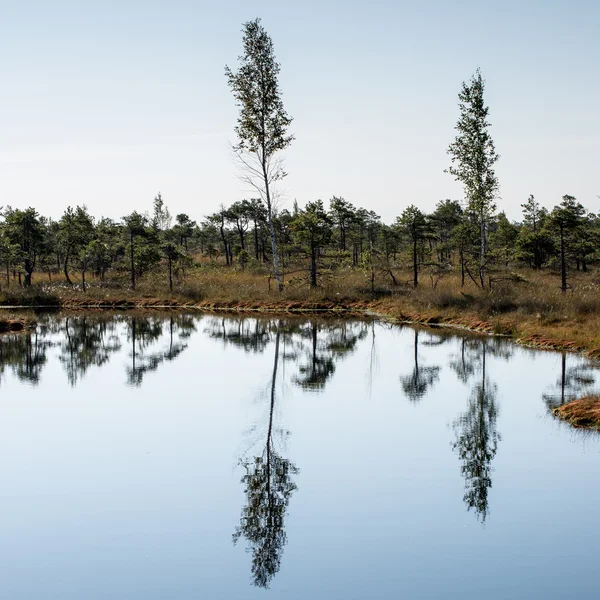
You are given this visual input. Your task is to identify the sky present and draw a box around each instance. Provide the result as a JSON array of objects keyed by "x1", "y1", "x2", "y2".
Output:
[{"x1": 0, "y1": 0, "x2": 598, "y2": 224}]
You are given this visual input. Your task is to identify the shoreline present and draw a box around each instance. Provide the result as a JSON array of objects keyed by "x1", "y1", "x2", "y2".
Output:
[{"x1": 1, "y1": 297, "x2": 599, "y2": 359}]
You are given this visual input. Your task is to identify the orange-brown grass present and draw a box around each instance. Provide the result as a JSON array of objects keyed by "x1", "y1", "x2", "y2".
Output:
[
  {"x1": 3, "y1": 264, "x2": 600, "y2": 354},
  {"x1": 553, "y1": 397, "x2": 600, "y2": 430}
]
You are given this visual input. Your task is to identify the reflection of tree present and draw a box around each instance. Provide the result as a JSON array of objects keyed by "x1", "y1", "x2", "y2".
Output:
[
  {"x1": 449, "y1": 337, "x2": 478, "y2": 383},
  {"x1": 452, "y1": 341, "x2": 500, "y2": 523},
  {"x1": 294, "y1": 323, "x2": 335, "y2": 390},
  {"x1": 126, "y1": 315, "x2": 195, "y2": 386},
  {"x1": 542, "y1": 352, "x2": 598, "y2": 410},
  {"x1": 233, "y1": 323, "x2": 299, "y2": 589},
  {"x1": 294, "y1": 321, "x2": 367, "y2": 391},
  {"x1": 205, "y1": 317, "x2": 272, "y2": 354},
  {"x1": 0, "y1": 331, "x2": 51, "y2": 385},
  {"x1": 400, "y1": 329, "x2": 440, "y2": 402},
  {"x1": 59, "y1": 316, "x2": 121, "y2": 386}
]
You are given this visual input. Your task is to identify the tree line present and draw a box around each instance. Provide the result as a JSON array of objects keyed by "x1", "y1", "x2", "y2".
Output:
[
  {"x1": 1, "y1": 19, "x2": 596, "y2": 294},
  {"x1": 0, "y1": 190, "x2": 596, "y2": 293}
]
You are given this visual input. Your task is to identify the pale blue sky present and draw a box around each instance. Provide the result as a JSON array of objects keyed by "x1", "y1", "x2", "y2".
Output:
[{"x1": 0, "y1": 0, "x2": 598, "y2": 223}]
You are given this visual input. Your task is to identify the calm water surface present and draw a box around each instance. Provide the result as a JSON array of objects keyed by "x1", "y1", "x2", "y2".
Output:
[{"x1": 0, "y1": 312, "x2": 598, "y2": 599}]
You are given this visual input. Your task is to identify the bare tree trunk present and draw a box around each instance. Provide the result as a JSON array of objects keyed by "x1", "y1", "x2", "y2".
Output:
[
  {"x1": 370, "y1": 239, "x2": 375, "y2": 293},
  {"x1": 253, "y1": 222, "x2": 260, "y2": 260},
  {"x1": 266, "y1": 323, "x2": 281, "y2": 494},
  {"x1": 130, "y1": 231, "x2": 136, "y2": 290},
  {"x1": 560, "y1": 352, "x2": 566, "y2": 404},
  {"x1": 64, "y1": 251, "x2": 73, "y2": 285},
  {"x1": 560, "y1": 225, "x2": 567, "y2": 292},
  {"x1": 413, "y1": 236, "x2": 418, "y2": 288},
  {"x1": 262, "y1": 159, "x2": 282, "y2": 291},
  {"x1": 479, "y1": 211, "x2": 486, "y2": 288},
  {"x1": 267, "y1": 211, "x2": 282, "y2": 291}
]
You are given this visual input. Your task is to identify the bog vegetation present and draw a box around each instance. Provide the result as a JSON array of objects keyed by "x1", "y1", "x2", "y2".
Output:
[{"x1": 1, "y1": 19, "x2": 599, "y2": 347}]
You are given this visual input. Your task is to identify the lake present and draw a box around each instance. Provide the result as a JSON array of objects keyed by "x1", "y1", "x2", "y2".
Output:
[{"x1": 0, "y1": 312, "x2": 598, "y2": 599}]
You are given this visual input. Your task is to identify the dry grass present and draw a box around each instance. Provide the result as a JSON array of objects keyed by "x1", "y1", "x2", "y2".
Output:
[
  {"x1": 3, "y1": 264, "x2": 600, "y2": 354},
  {"x1": 553, "y1": 397, "x2": 600, "y2": 430}
]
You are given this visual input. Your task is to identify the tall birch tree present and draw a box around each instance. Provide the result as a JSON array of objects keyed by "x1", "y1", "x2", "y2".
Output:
[
  {"x1": 447, "y1": 69, "x2": 499, "y2": 287},
  {"x1": 226, "y1": 18, "x2": 294, "y2": 291}
]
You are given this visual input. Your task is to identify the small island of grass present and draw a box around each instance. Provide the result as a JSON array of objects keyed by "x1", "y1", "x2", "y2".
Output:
[{"x1": 553, "y1": 397, "x2": 600, "y2": 430}]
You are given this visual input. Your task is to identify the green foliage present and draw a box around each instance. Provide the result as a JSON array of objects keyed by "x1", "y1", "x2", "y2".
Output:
[
  {"x1": 489, "y1": 212, "x2": 519, "y2": 266},
  {"x1": 225, "y1": 18, "x2": 294, "y2": 290},
  {"x1": 397, "y1": 205, "x2": 429, "y2": 287},
  {"x1": 290, "y1": 200, "x2": 332, "y2": 287},
  {"x1": 3, "y1": 207, "x2": 45, "y2": 286},
  {"x1": 151, "y1": 193, "x2": 172, "y2": 231},
  {"x1": 447, "y1": 69, "x2": 499, "y2": 286},
  {"x1": 225, "y1": 18, "x2": 293, "y2": 157}
]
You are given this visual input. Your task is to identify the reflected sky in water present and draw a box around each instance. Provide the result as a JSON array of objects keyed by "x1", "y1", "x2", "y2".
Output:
[{"x1": 0, "y1": 312, "x2": 598, "y2": 599}]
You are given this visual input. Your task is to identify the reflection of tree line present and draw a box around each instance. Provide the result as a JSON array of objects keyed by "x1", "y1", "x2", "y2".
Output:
[
  {"x1": 126, "y1": 315, "x2": 195, "y2": 386},
  {"x1": 2, "y1": 314, "x2": 598, "y2": 587},
  {"x1": 205, "y1": 317, "x2": 369, "y2": 391},
  {"x1": 0, "y1": 313, "x2": 196, "y2": 387},
  {"x1": 1, "y1": 314, "x2": 370, "y2": 589},
  {"x1": 211, "y1": 320, "x2": 515, "y2": 588},
  {"x1": 0, "y1": 329, "x2": 50, "y2": 384}
]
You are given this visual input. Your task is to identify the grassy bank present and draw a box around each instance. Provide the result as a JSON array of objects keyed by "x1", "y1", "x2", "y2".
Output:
[
  {"x1": 553, "y1": 397, "x2": 600, "y2": 430},
  {"x1": 2, "y1": 267, "x2": 600, "y2": 356}
]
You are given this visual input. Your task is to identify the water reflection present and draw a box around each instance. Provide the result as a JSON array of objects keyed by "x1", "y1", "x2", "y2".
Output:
[
  {"x1": 294, "y1": 321, "x2": 367, "y2": 390},
  {"x1": 126, "y1": 315, "x2": 196, "y2": 386},
  {"x1": 1, "y1": 314, "x2": 600, "y2": 597},
  {"x1": 543, "y1": 352, "x2": 599, "y2": 410},
  {"x1": 0, "y1": 312, "x2": 599, "y2": 581},
  {"x1": 452, "y1": 341, "x2": 500, "y2": 523},
  {"x1": 204, "y1": 317, "x2": 369, "y2": 392},
  {"x1": 233, "y1": 323, "x2": 299, "y2": 588},
  {"x1": 203, "y1": 317, "x2": 370, "y2": 586},
  {"x1": 449, "y1": 337, "x2": 479, "y2": 383},
  {"x1": 400, "y1": 329, "x2": 441, "y2": 402},
  {"x1": 60, "y1": 316, "x2": 121, "y2": 386},
  {"x1": 0, "y1": 330, "x2": 50, "y2": 385},
  {"x1": 0, "y1": 312, "x2": 197, "y2": 387},
  {"x1": 205, "y1": 317, "x2": 272, "y2": 353}
]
